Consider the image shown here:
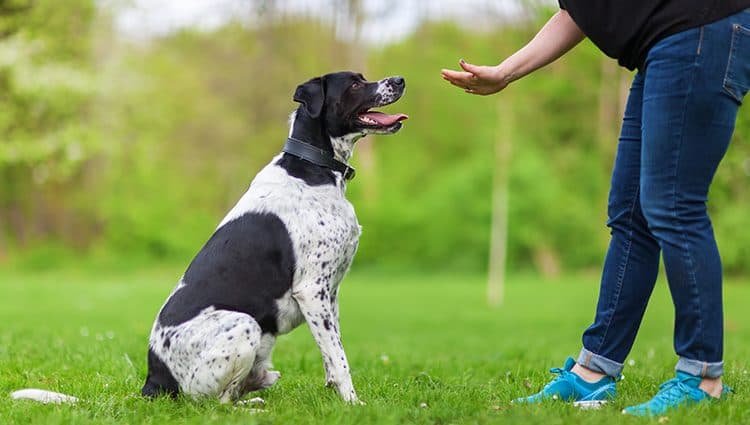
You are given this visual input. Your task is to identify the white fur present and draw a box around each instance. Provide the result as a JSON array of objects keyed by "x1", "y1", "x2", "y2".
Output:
[
  {"x1": 148, "y1": 123, "x2": 363, "y2": 402},
  {"x1": 331, "y1": 134, "x2": 360, "y2": 163},
  {"x1": 275, "y1": 290, "x2": 306, "y2": 334},
  {"x1": 12, "y1": 76, "x2": 404, "y2": 406}
]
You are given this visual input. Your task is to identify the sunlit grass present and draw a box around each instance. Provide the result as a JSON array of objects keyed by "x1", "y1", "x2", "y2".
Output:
[{"x1": 1, "y1": 266, "x2": 749, "y2": 424}]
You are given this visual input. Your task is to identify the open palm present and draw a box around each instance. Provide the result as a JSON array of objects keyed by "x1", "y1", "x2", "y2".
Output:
[{"x1": 441, "y1": 59, "x2": 509, "y2": 96}]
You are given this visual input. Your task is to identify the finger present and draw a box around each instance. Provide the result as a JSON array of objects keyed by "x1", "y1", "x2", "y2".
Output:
[
  {"x1": 441, "y1": 69, "x2": 475, "y2": 81},
  {"x1": 459, "y1": 59, "x2": 482, "y2": 76},
  {"x1": 441, "y1": 70, "x2": 476, "y2": 86},
  {"x1": 466, "y1": 86, "x2": 491, "y2": 96},
  {"x1": 443, "y1": 75, "x2": 472, "y2": 87},
  {"x1": 447, "y1": 79, "x2": 469, "y2": 90}
]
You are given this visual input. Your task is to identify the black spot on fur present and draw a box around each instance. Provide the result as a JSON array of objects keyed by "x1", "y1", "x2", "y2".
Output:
[
  {"x1": 323, "y1": 319, "x2": 331, "y2": 330},
  {"x1": 157, "y1": 212, "x2": 295, "y2": 334}
]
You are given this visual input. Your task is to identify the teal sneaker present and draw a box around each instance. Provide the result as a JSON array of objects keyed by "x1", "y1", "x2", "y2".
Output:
[
  {"x1": 622, "y1": 372, "x2": 732, "y2": 417},
  {"x1": 513, "y1": 357, "x2": 617, "y2": 409}
]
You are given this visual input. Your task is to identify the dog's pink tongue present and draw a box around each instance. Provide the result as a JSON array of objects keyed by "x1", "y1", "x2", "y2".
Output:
[{"x1": 361, "y1": 111, "x2": 409, "y2": 126}]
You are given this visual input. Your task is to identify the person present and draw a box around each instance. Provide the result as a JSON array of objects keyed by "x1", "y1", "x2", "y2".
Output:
[{"x1": 442, "y1": 1, "x2": 750, "y2": 417}]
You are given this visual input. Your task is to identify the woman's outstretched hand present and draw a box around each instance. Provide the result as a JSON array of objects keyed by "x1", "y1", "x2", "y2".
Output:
[
  {"x1": 440, "y1": 11, "x2": 585, "y2": 96},
  {"x1": 441, "y1": 60, "x2": 510, "y2": 96}
]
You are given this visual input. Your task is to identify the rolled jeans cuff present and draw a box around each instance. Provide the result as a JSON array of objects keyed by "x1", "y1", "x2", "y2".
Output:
[
  {"x1": 577, "y1": 348, "x2": 624, "y2": 378},
  {"x1": 676, "y1": 357, "x2": 723, "y2": 378}
]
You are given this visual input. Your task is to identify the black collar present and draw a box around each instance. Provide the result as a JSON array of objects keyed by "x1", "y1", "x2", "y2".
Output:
[{"x1": 283, "y1": 137, "x2": 356, "y2": 181}]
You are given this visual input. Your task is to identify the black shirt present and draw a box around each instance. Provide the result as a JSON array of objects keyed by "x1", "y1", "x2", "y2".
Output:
[{"x1": 559, "y1": 0, "x2": 750, "y2": 70}]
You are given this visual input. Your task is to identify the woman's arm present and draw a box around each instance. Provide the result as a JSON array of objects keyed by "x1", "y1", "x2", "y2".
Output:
[{"x1": 441, "y1": 10, "x2": 585, "y2": 95}]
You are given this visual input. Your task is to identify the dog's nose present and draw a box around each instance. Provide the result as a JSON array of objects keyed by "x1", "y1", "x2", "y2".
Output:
[{"x1": 392, "y1": 76, "x2": 405, "y2": 87}]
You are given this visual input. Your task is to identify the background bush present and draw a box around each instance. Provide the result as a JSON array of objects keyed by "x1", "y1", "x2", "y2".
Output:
[{"x1": 1, "y1": 1, "x2": 748, "y2": 275}]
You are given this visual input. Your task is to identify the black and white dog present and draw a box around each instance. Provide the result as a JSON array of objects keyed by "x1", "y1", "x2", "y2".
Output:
[
  {"x1": 139, "y1": 72, "x2": 407, "y2": 404},
  {"x1": 11, "y1": 71, "x2": 406, "y2": 406}
]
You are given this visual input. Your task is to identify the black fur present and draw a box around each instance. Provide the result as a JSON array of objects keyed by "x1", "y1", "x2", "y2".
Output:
[
  {"x1": 157, "y1": 212, "x2": 295, "y2": 333},
  {"x1": 142, "y1": 348, "x2": 180, "y2": 398},
  {"x1": 278, "y1": 71, "x2": 385, "y2": 186},
  {"x1": 141, "y1": 72, "x2": 405, "y2": 402},
  {"x1": 275, "y1": 154, "x2": 337, "y2": 186}
]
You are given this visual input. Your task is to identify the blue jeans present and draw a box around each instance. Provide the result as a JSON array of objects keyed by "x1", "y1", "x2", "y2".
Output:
[{"x1": 577, "y1": 9, "x2": 750, "y2": 379}]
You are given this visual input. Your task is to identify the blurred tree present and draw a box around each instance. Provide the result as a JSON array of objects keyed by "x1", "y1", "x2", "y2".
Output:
[
  {"x1": 2, "y1": 2, "x2": 748, "y2": 277},
  {"x1": 0, "y1": 0, "x2": 31, "y2": 39},
  {"x1": 0, "y1": 0, "x2": 98, "y2": 260},
  {"x1": 340, "y1": 0, "x2": 377, "y2": 203}
]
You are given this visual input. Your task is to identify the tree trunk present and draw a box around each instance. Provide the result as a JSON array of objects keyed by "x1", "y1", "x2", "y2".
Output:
[{"x1": 487, "y1": 95, "x2": 513, "y2": 307}]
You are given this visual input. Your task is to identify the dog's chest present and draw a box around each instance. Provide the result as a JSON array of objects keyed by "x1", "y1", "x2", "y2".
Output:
[{"x1": 220, "y1": 161, "x2": 360, "y2": 332}]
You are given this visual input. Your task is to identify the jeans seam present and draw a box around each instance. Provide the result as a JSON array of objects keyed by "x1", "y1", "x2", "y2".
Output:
[
  {"x1": 672, "y1": 56, "x2": 705, "y2": 361},
  {"x1": 723, "y1": 24, "x2": 745, "y2": 103},
  {"x1": 595, "y1": 186, "x2": 639, "y2": 354}
]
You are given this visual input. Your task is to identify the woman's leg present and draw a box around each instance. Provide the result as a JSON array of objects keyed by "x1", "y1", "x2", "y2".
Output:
[
  {"x1": 576, "y1": 72, "x2": 662, "y2": 379},
  {"x1": 638, "y1": 12, "x2": 749, "y2": 385}
]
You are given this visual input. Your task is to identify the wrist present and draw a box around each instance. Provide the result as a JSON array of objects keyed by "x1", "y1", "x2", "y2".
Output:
[{"x1": 494, "y1": 64, "x2": 516, "y2": 86}]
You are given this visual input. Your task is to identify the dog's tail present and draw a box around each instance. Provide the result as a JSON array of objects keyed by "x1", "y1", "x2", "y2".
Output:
[{"x1": 10, "y1": 388, "x2": 79, "y2": 404}]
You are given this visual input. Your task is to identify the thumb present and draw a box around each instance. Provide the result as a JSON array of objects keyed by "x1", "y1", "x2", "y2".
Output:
[{"x1": 459, "y1": 59, "x2": 481, "y2": 75}]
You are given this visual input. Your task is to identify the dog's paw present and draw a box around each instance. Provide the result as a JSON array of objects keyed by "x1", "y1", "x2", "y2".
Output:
[
  {"x1": 237, "y1": 397, "x2": 265, "y2": 406},
  {"x1": 340, "y1": 390, "x2": 364, "y2": 405},
  {"x1": 243, "y1": 369, "x2": 281, "y2": 392},
  {"x1": 263, "y1": 370, "x2": 281, "y2": 388},
  {"x1": 233, "y1": 399, "x2": 267, "y2": 414},
  {"x1": 348, "y1": 398, "x2": 366, "y2": 406}
]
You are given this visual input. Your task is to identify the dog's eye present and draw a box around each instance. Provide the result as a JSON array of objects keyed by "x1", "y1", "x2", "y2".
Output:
[{"x1": 351, "y1": 82, "x2": 363, "y2": 90}]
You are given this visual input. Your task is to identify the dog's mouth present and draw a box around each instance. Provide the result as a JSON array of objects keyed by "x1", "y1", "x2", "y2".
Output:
[
  {"x1": 357, "y1": 110, "x2": 409, "y2": 128},
  {"x1": 352, "y1": 79, "x2": 408, "y2": 134}
]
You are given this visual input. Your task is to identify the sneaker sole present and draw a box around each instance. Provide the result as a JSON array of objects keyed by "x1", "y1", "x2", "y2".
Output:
[{"x1": 573, "y1": 400, "x2": 608, "y2": 410}]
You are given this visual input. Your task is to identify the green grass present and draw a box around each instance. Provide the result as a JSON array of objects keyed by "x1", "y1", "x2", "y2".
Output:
[{"x1": 1, "y1": 266, "x2": 749, "y2": 424}]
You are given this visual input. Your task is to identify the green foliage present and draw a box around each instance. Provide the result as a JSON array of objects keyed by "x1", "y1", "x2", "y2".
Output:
[
  {"x1": 1, "y1": 4, "x2": 749, "y2": 274},
  {"x1": 0, "y1": 0, "x2": 99, "y2": 254}
]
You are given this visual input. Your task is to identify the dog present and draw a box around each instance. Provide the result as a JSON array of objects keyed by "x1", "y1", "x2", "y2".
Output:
[
  {"x1": 139, "y1": 71, "x2": 407, "y2": 404},
  {"x1": 11, "y1": 71, "x2": 407, "y2": 405}
]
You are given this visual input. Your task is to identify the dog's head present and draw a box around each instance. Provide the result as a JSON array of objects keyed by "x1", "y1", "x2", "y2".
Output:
[{"x1": 292, "y1": 71, "x2": 407, "y2": 160}]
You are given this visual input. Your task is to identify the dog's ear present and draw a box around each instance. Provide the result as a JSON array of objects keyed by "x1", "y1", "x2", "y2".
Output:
[{"x1": 293, "y1": 76, "x2": 325, "y2": 119}]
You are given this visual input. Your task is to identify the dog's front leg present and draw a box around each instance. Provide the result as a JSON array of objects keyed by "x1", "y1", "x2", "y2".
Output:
[
  {"x1": 324, "y1": 285, "x2": 341, "y2": 387},
  {"x1": 293, "y1": 287, "x2": 359, "y2": 404}
]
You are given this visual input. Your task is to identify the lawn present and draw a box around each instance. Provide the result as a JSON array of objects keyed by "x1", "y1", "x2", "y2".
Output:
[{"x1": 1, "y1": 265, "x2": 749, "y2": 424}]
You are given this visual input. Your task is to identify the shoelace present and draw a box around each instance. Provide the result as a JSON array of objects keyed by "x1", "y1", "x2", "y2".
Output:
[
  {"x1": 651, "y1": 378, "x2": 695, "y2": 405},
  {"x1": 543, "y1": 367, "x2": 571, "y2": 390}
]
